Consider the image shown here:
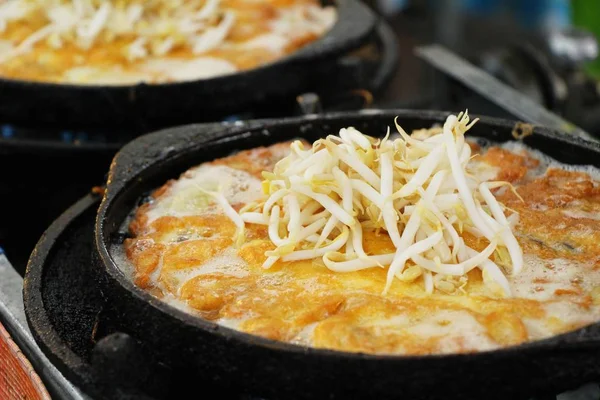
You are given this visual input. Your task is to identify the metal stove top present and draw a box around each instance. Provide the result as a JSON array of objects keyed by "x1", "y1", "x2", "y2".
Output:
[{"x1": 0, "y1": 251, "x2": 88, "y2": 400}]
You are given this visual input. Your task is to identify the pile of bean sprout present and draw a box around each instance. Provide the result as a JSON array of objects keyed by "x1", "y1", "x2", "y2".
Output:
[
  {"x1": 233, "y1": 112, "x2": 524, "y2": 296},
  {"x1": 0, "y1": 0, "x2": 233, "y2": 63},
  {"x1": 0, "y1": 0, "x2": 336, "y2": 65}
]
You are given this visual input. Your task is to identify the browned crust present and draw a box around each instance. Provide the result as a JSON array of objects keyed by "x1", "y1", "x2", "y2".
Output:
[
  {"x1": 0, "y1": 0, "x2": 331, "y2": 83},
  {"x1": 122, "y1": 139, "x2": 600, "y2": 355}
]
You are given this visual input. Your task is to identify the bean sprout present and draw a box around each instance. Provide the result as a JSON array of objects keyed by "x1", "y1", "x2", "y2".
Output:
[{"x1": 236, "y1": 111, "x2": 523, "y2": 296}]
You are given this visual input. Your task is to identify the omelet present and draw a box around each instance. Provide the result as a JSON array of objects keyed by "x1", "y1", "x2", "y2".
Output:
[
  {"x1": 0, "y1": 0, "x2": 335, "y2": 84},
  {"x1": 119, "y1": 131, "x2": 600, "y2": 355}
]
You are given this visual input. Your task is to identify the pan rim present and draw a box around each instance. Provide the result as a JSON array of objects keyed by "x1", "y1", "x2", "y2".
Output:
[
  {"x1": 23, "y1": 193, "x2": 102, "y2": 391},
  {"x1": 94, "y1": 108, "x2": 600, "y2": 362}
]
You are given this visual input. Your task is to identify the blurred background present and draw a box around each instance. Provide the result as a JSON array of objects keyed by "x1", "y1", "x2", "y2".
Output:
[{"x1": 372, "y1": 0, "x2": 600, "y2": 129}]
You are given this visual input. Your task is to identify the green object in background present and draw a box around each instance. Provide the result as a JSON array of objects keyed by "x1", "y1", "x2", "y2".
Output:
[{"x1": 571, "y1": 0, "x2": 600, "y2": 79}]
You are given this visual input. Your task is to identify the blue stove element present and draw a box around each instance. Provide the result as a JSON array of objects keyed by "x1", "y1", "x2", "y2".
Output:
[
  {"x1": 223, "y1": 115, "x2": 242, "y2": 122},
  {"x1": 1, "y1": 124, "x2": 14, "y2": 139},
  {"x1": 0, "y1": 114, "x2": 244, "y2": 144},
  {"x1": 61, "y1": 131, "x2": 74, "y2": 143}
]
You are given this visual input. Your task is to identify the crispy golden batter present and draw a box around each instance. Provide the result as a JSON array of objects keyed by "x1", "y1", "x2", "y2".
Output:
[
  {"x1": 122, "y1": 140, "x2": 600, "y2": 355},
  {"x1": 0, "y1": 0, "x2": 331, "y2": 83}
]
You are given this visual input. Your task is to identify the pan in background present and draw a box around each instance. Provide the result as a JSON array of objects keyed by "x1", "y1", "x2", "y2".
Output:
[{"x1": 0, "y1": 0, "x2": 377, "y2": 132}]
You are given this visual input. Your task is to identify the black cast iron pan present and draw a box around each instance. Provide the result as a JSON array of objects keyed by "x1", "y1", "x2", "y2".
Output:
[
  {"x1": 0, "y1": 0, "x2": 376, "y2": 132},
  {"x1": 26, "y1": 110, "x2": 600, "y2": 400}
]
